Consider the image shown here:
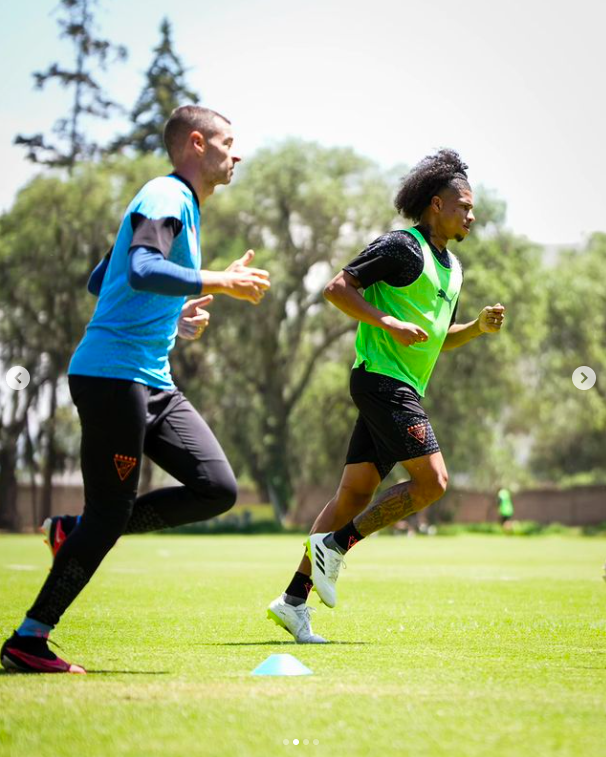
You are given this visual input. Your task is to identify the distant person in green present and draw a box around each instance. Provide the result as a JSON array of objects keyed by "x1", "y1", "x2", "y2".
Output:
[
  {"x1": 497, "y1": 487, "x2": 514, "y2": 528},
  {"x1": 267, "y1": 149, "x2": 506, "y2": 643}
]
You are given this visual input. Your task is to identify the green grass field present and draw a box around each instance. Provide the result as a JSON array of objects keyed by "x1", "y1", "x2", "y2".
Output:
[{"x1": 1, "y1": 534, "x2": 605, "y2": 757}]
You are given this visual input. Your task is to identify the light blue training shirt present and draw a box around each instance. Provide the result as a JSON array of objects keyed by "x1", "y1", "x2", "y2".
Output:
[{"x1": 69, "y1": 174, "x2": 201, "y2": 390}]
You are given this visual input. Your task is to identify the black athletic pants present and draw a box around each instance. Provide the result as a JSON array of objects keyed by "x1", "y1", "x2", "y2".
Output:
[{"x1": 27, "y1": 376, "x2": 237, "y2": 627}]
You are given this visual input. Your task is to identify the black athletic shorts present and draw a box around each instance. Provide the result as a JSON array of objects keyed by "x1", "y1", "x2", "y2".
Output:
[{"x1": 345, "y1": 364, "x2": 440, "y2": 480}]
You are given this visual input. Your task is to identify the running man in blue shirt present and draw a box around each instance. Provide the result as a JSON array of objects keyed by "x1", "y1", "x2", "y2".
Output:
[{"x1": 1, "y1": 105, "x2": 270, "y2": 674}]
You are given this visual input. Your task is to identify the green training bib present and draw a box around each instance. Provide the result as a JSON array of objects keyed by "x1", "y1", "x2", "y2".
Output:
[{"x1": 353, "y1": 227, "x2": 462, "y2": 396}]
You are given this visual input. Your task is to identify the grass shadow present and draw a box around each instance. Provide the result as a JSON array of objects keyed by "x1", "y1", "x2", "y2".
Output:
[
  {"x1": 0, "y1": 669, "x2": 170, "y2": 676},
  {"x1": 197, "y1": 641, "x2": 369, "y2": 646},
  {"x1": 85, "y1": 669, "x2": 171, "y2": 675}
]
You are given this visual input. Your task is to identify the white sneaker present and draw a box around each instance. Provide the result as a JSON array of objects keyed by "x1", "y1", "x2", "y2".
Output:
[
  {"x1": 267, "y1": 595, "x2": 327, "y2": 644},
  {"x1": 305, "y1": 533, "x2": 345, "y2": 608}
]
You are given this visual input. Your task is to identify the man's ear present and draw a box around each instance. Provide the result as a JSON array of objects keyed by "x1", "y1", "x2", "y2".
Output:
[
  {"x1": 190, "y1": 130, "x2": 206, "y2": 156},
  {"x1": 430, "y1": 195, "x2": 443, "y2": 213}
]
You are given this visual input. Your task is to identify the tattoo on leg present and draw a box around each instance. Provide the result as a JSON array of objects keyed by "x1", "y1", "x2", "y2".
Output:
[{"x1": 353, "y1": 482, "x2": 418, "y2": 537}]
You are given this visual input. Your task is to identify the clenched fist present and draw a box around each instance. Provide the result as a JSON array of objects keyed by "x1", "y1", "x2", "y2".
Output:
[{"x1": 478, "y1": 303, "x2": 505, "y2": 334}]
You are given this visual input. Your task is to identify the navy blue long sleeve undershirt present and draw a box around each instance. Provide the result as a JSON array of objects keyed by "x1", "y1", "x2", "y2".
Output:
[
  {"x1": 87, "y1": 252, "x2": 111, "y2": 296},
  {"x1": 128, "y1": 246, "x2": 202, "y2": 296},
  {"x1": 87, "y1": 247, "x2": 202, "y2": 297}
]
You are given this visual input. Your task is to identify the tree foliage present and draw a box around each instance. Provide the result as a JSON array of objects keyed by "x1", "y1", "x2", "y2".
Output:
[
  {"x1": 425, "y1": 190, "x2": 549, "y2": 490},
  {"x1": 15, "y1": 0, "x2": 126, "y2": 169},
  {"x1": 2, "y1": 132, "x2": 604, "y2": 530},
  {"x1": 529, "y1": 233, "x2": 606, "y2": 483},
  {"x1": 171, "y1": 139, "x2": 395, "y2": 518},
  {"x1": 0, "y1": 155, "x2": 167, "y2": 527},
  {"x1": 112, "y1": 18, "x2": 200, "y2": 155}
]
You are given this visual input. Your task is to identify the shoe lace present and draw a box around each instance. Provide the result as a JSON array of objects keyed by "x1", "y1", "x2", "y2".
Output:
[
  {"x1": 327, "y1": 553, "x2": 346, "y2": 582},
  {"x1": 295, "y1": 604, "x2": 316, "y2": 633},
  {"x1": 296, "y1": 604, "x2": 315, "y2": 621}
]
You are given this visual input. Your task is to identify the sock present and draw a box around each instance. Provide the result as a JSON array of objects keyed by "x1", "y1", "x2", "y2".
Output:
[
  {"x1": 329, "y1": 521, "x2": 364, "y2": 554},
  {"x1": 284, "y1": 571, "x2": 313, "y2": 606},
  {"x1": 17, "y1": 617, "x2": 53, "y2": 638}
]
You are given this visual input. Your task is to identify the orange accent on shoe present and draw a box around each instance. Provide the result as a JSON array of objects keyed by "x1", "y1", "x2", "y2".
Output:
[
  {"x1": 52, "y1": 520, "x2": 67, "y2": 557},
  {"x1": 113, "y1": 454, "x2": 138, "y2": 482}
]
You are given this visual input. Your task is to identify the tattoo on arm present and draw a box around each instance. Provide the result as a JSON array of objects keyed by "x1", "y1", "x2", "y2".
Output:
[{"x1": 353, "y1": 482, "x2": 419, "y2": 537}]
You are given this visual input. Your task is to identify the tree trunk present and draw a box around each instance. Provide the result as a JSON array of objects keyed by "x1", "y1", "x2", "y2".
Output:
[
  {"x1": 40, "y1": 377, "x2": 59, "y2": 522},
  {"x1": 0, "y1": 444, "x2": 20, "y2": 531},
  {"x1": 263, "y1": 422, "x2": 294, "y2": 524},
  {"x1": 0, "y1": 389, "x2": 35, "y2": 531},
  {"x1": 24, "y1": 418, "x2": 39, "y2": 530}
]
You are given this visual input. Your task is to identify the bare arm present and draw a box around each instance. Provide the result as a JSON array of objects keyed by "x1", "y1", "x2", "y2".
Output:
[
  {"x1": 441, "y1": 303, "x2": 505, "y2": 351},
  {"x1": 441, "y1": 319, "x2": 483, "y2": 350},
  {"x1": 324, "y1": 270, "x2": 429, "y2": 347}
]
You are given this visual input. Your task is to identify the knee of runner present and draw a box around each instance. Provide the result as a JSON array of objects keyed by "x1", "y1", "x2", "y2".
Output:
[
  {"x1": 412, "y1": 470, "x2": 448, "y2": 508},
  {"x1": 85, "y1": 498, "x2": 134, "y2": 531},
  {"x1": 191, "y1": 470, "x2": 238, "y2": 515},
  {"x1": 427, "y1": 470, "x2": 448, "y2": 503},
  {"x1": 75, "y1": 503, "x2": 132, "y2": 551},
  {"x1": 339, "y1": 488, "x2": 375, "y2": 514},
  {"x1": 213, "y1": 479, "x2": 238, "y2": 515}
]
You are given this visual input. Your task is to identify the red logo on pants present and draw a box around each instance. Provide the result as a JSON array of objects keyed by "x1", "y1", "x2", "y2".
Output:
[
  {"x1": 113, "y1": 454, "x2": 137, "y2": 481},
  {"x1": 407, "y1": 423, "x2": 427, "y2": 444}
]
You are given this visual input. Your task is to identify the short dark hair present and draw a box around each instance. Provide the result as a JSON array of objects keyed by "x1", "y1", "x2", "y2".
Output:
[
  {"x1": 163, "y1": 105, "x2": 231, "y2": 164},
  {"x1": 394, "y1": 149, "x2": 470, "y2": 222}
]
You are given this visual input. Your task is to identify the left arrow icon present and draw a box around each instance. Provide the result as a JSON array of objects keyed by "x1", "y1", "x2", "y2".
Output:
[{"x1": 5, "y1": 366, "x2": 30, "y2": 391}]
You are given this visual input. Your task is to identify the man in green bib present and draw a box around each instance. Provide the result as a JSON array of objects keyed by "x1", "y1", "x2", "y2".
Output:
[
  {"x1": 497, "y1": 488, "x2": 515, "y2": 528},
  {"x1": 267, "y1": 149, "x2": 505, "y2": 642}
]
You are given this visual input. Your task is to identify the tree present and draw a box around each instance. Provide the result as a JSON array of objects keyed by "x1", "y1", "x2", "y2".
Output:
[
  {"x1": 529, "y1": 233, "x2": 606, "y2": 483},
  {"x1": 0, "y1": 378, "x2": 43, "y2": 530},
  {"x1": 425, "y1": 189, "x2": 549, "y2": 491},
  {"x1": 15, "y1": 0, "x2": 126, "y2": 170},
  {"x1": 112, "y1": 18, "x2": 200, "y2": 155},
  {"x1": 171, "y1": 139, "x2": 396, "y2": 519},
  {"x1": 0, "y1": 154, "x2": 168, "y2": 529}
]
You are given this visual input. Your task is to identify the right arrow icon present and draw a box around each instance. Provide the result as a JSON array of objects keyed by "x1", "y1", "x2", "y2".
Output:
[{"x1": 572, "y1": 366, "x2": 596, "y2": 390}]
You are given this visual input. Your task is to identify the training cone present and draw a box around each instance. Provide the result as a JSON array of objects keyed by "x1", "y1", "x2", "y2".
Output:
[{"x1": 251, "y1": 653, "x2": 313, "y2": 676}]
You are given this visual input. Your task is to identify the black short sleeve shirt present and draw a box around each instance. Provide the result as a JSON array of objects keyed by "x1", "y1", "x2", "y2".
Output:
[{"x1": 343, "y1": 225, "x2": 462, "y2": 325}]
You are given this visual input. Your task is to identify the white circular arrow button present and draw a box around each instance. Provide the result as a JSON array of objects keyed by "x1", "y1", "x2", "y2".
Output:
[
  {"x1": 572, "y1": 366, "x2": 596, "y2": 391},
  {"x1": 6, "y1": 366, "x2": 31, "y2": 391}
]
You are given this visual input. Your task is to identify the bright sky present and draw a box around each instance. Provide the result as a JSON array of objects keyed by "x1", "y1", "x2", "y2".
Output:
[{"x1": 1, "y1": 0, "x2": 604, "y2": 245}]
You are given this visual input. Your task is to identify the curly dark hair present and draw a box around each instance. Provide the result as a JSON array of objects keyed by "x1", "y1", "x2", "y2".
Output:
[{"x1": 394, "y1": 149, "x2": 470, "y2": 222}]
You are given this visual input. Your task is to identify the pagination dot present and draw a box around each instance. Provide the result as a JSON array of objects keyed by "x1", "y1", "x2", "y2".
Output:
[
  {"x1": 283, "y1": 739, "x2": 289, "y2": 745},
  {"x1": 313, "y1": 740, "x2": 320, "y2": 745}
]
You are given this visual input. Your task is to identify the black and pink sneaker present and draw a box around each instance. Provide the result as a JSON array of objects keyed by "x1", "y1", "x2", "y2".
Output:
[
  {"x1": 1, "y1": 632, "x2": 86, "y2": 674},
  {"x1": 40, "y1": 515, "x2": 80, "y2": 559}
]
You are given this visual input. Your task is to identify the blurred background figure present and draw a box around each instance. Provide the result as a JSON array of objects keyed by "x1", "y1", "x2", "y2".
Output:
[{"x1": 497, "y1": 487, "x2": 515, "y2": 531}]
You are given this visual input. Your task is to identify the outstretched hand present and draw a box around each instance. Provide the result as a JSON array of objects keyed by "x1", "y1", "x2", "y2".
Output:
[
  {"x1": 478, "y1": 303, "x2": 505, "y2": 334},
  {"x1": 178, "y1": 294, "x2": 213, "y2": 340},
  {"x1": 224, "y1": 249, "x2": 271, "y2": 304}
]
